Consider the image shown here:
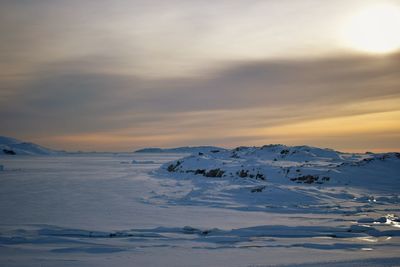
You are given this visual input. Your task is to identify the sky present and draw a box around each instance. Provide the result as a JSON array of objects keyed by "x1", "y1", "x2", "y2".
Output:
[{"x1": 1, "y1": 0, "x2": 400, "y2": 152}]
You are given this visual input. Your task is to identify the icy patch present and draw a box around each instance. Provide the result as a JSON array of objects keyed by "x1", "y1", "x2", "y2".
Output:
[{"x1": 1, "y1": 223, "x2": 399, "y2": 253}]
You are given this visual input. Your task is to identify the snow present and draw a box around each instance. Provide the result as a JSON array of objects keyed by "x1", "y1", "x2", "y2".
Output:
[
  {"x1": 159, "y1": 145, "x2": 399, "y2": 189},
  {"x1": 0, "y1": 145, "x2": 399, "y2": 266}
]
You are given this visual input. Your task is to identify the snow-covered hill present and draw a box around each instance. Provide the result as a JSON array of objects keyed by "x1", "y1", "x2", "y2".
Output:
[
  {"x1": 0, "y1": 136, "x2": 60, "y2": 155},
  {"x1": 135, "y1": 146, "x2": 226, "y2": 154},
  {"x1": 159, "y1": 144, "x2": 400, "y2": 190}
]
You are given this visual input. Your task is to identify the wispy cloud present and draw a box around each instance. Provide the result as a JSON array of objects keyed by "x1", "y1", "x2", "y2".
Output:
[
  {"x1": 1, "y1": 0, "x2": 399, "y2": 151},
  {"x1": 1, "y1": 52, "x2": 399, "y2": 151}
]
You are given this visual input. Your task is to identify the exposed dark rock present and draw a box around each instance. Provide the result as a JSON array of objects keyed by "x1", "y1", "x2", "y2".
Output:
[
  {"x1": 195, "y1": 169, "x2": 206, "y2": 175},
  {"x1": 201, "y1": 230, "x2": 211, "y2": 235},
  {"x1": 291, "y1": 175, "x2": 321, "y2": 184},
  {"x1": 234, "y1": 169, "x2": 265, "y2": 180},
  {"x1": 167, "y1": 164, "x2": 175, "y2": 172},
  {"x1": 280, "y1": 149, "x2": 289, "y2": 155},
  {"x1": 231, "y1": 152, "x2": 240, "y2": 158},
  {"x1": 251, "y1": 186, "x2": 266, "y2": 193},
  {"x1": 256, "y1": 173, "x2": 265, "y2": 180},
  {"x1": 167, "y1": 161, "x2": 181, "y2": 172},
  {"x1": 204, "y1": 168, "x2": 225, "y2": 177},
  {"x1": 3, "y1": 149, "x2": 16, "y2": 155},
  {"x1": 237, "y1": 169, "x2": 249, "y2": 178},
  {"x1": 362, "y1": 158, "x2": 374, "y2": 163}
]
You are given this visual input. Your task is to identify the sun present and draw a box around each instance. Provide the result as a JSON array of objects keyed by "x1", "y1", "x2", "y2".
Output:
[{"x1": 341, "y1": 3, "x2": 400, "y2": 54}]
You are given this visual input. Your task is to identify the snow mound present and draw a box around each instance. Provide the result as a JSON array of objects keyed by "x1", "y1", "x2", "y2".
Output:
[
  {"x1": 0, "y1": 136, "x2": 60, "y2": 155},
  {"x1": 159, "y1": 145, "x2": 400, "y2": 189}
]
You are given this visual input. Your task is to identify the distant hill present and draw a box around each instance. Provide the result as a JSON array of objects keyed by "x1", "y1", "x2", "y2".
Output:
[
  {"x1": 135, "y1": 146, "x2": 227, "y2": 154},
  {"x1": 0, "y1": 136, "x2": 60, "y2": 155}
]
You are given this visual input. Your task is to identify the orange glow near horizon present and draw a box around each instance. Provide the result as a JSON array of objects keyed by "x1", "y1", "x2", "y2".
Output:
[{"x1": 32, "y1": 102, "x2": 400, "y2": 153}]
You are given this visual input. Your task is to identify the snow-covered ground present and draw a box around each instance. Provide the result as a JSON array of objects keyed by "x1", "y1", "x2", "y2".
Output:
[{"x1": 0, "y1": 148, "x2": 399, "y2": 266}]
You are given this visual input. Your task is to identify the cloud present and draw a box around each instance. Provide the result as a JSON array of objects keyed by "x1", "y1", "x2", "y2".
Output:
[
  {"x1": 0, "y1": 0, "x2": 373, "y2": 78},
  {"x1": 0, "y1": 52, "x2": 399, "y2": 151},
  {"x1": 1, "y1": 0, "x2": 399, "y2": 151}
]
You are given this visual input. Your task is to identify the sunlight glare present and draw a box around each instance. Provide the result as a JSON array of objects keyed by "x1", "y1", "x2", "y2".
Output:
[{"x1": 342, "y1": 3, "x2": 400, "y2": 54}]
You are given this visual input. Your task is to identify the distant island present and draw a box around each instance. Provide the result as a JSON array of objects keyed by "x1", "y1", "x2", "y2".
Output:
[{"x1": 134, "y1": 146, "x2": 226, "y2": 154}]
